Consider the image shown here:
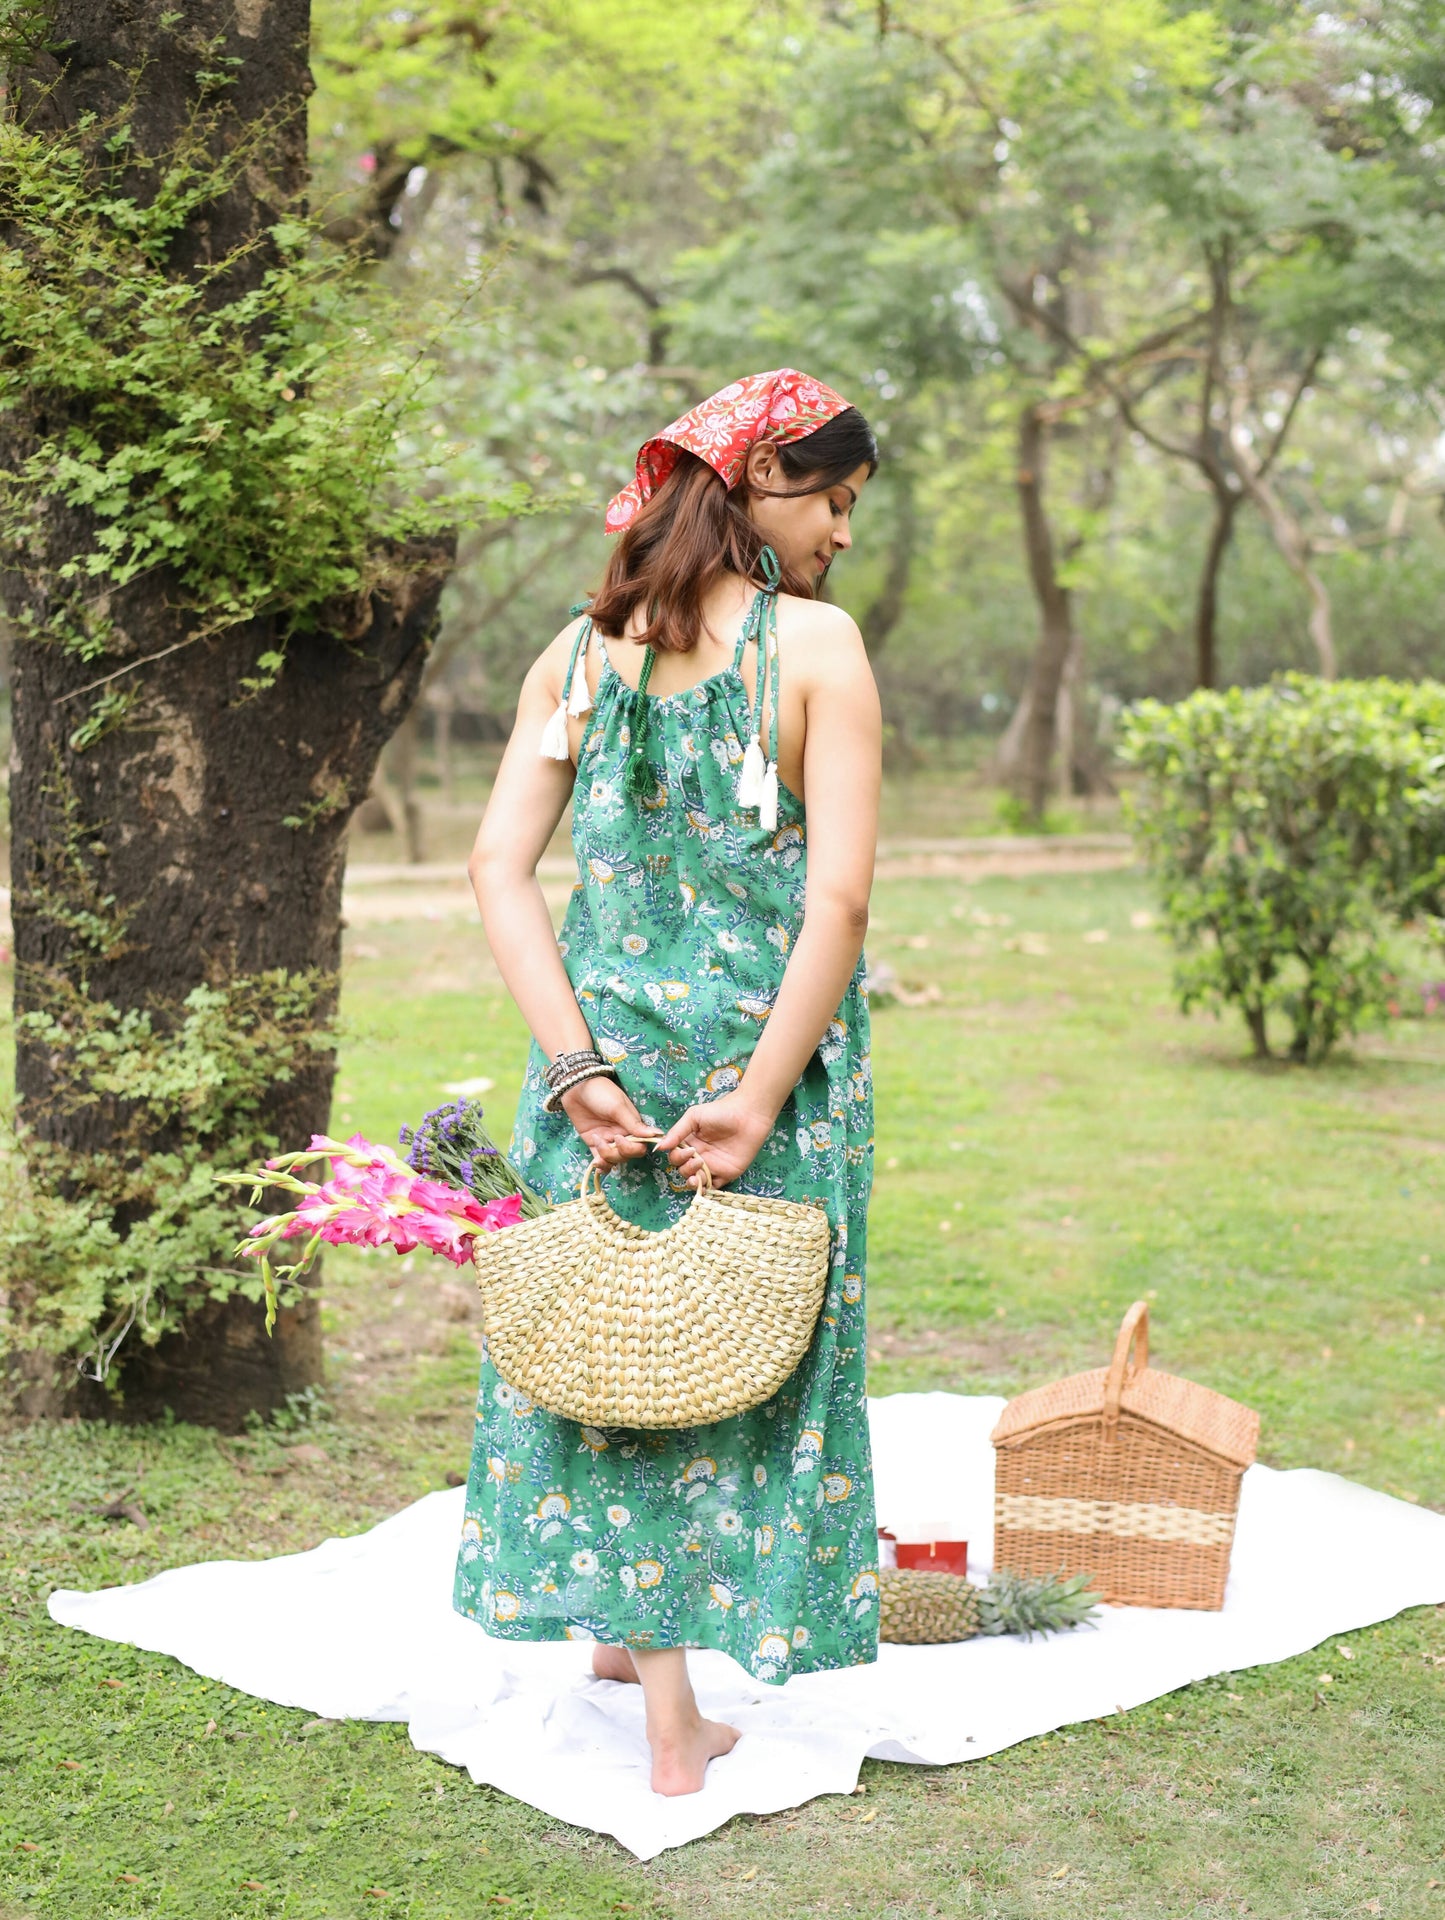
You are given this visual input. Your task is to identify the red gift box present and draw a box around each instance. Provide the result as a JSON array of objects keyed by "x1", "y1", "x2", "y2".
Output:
[{"x1": 878, "y1": 1530, "x2": 968, "y2": 1577}]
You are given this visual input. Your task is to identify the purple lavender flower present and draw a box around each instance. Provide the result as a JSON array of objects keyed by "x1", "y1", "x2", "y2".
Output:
[{"x1": 400, "y1": 1094, "x2": 547, "y2": 1217}]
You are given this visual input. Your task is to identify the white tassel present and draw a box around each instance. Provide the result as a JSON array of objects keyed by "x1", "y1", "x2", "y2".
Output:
[
  {"x1": 566, "y1": 659, "x2": 593, "y2": 717},
  {"x1": 737, "y1": 737, "x2": 766, "y2": 807},
  {"x1": 759, "y1": 761, "x2": 779, "y2": 832},
  {"x1": 539, "y1": 699, "x2": 570, "y2": 760}
]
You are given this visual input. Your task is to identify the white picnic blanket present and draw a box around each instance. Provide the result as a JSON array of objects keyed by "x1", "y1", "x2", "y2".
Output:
[{"x1": 49, "y1": 1393, "x2": 1445, "y2": 1859}]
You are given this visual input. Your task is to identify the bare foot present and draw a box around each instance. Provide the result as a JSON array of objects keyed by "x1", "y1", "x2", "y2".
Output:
[
  {"x1": 647, "y1": 1715, "x2": 740, "y2": 1796},
  {"x1": 591, "y1": 1644, "x2": 640, "y2": 1684}
]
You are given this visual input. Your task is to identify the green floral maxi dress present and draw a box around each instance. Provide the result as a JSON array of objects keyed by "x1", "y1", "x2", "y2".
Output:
[{"x1": 454, "y1": 590, "x2": 879, "y2": 1685}]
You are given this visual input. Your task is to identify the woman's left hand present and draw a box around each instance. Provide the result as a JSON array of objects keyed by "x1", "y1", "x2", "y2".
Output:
[{"x1": 655, "y1": 1090, "x2": 778, "y2": 1188}]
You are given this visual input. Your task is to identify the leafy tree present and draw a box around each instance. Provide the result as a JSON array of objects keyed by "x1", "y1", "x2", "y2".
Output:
[
  {"x1": 309, "y1": 0, "x2": 769, "y2": 269},
  {"x1": 0, "y1": 0, "x2": 458, "y2": 1424},
  {"x1": 1107, "y1": 3, "x2": 1445, "y2": 690}
]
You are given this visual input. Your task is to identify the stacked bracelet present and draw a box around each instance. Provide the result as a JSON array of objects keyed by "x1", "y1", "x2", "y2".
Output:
[
  {"x1": 542, "y1": 1059, "x2": 618, "y2": 1114},
  {"x1": 542, "y1": 1045, "x2": 618, "y2": 1113},
  {"x1": 544, "y1": 1047, "x2": 604, "y2": 1090}
]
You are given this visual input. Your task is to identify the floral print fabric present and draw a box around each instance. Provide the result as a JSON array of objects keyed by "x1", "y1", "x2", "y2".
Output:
[
  {"x1": 605, "y1": 368, "x2": 853, "y2": 533},
  {"x1": 454, "y1": 604, "x2": 879, "y2": 1684}
]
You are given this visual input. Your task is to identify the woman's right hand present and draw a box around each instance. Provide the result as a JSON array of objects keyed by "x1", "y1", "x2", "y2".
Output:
[{"x1": 559, "y1": 1075, "x2": 661, "y2": 1169}]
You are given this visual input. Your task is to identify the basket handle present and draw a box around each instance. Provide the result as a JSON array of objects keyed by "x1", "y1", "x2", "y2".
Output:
[
  {"x1": 1102, "y1": 1300, "x2": 1149, "y2": 1435},
  {"x1": 580, "y1": 1151, "x2": 712, "y2": 1204}
]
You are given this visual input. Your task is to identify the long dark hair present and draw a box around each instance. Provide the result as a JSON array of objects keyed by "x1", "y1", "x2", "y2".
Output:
[{"x1": 589, "y1": 406, "x2": 878, "y2": 654}]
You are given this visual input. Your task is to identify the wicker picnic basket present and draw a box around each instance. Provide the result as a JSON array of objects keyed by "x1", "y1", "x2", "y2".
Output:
[
  {"x1": 990, "y1": 1302, "x2": 1259, "y2": 1610},
  {"x1": 471, "y1": 1159, "x2": 830, "y2": 1430}
]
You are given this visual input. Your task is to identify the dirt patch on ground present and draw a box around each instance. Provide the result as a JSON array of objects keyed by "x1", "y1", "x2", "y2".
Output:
[
  {"x1": 336, "y1": 838, "x2": 1136, "y2": 928},
  {"x1": 873, "y1": 835, "x2": 1134, "y2": 883},
  {"x1": 869, "y1": 1317, "x2": 1067, "y2": 1384}
]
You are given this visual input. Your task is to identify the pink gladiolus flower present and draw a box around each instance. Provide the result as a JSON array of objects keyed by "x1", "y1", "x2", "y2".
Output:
[
  {"x1": 478, "y1": 1193, "x2": 524, "y2": 1231},
  {"x1": 239, "y1": 1132, "x2": 523, "y2": 1271}
]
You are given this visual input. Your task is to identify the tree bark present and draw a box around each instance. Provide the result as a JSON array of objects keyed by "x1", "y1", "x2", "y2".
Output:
[
  {"x1": 433, "y1": 696, "x2": 456, "y2": 805},
  {"x1": 1012, "y1": 404, "x2": 1077, "y2": 822},
  {"x1": 1, "y1": 0, "x2": 456, "y2": 1427},
  {"x1": 1227, "y1": 419, "x2": 1337, "y2": 680},
  {"x1": 1193, "y1": 483, "x2": 1242, "y2": 692},
  {"x1": 991, "y1": 630, "x2": 1107, "y2": 801},
  {"x1": 859, "y1": 466, "x2": 916, "y2": 659},
  {"x1": 857, "y1": 465, "x2": 920, "y2": 772},
  {"x1": 378, "y1": 708, "x2": 426, "y2": 864}
]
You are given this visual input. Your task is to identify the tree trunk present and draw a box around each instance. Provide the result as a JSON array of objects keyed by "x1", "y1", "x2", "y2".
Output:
[
  {"x1": 1193, "y1": 484, "x2": 1242, "y2": 691},
  {"x1": 857, "y1": 466, "x2": 920, "y2": 772},
  {"x1": 434, "y1": 698, "x2": 456, "y2": 805},
  {"x1": 859, "y1": 467, "x2": 916, "y2": 658},
  {"x1": 992, "y1": 630, "x2": 1108, "y2": 800},
  {"x1": 1228, "y1": 414, "x2": 1336, "y2": 680},
  {"x1": 1, "y1": 0, "x2": 456, "y2": 1428},
  {"x1": 383, "y1": 707, "x2": 426, "y2": 864},
  {"x1": 7, "y1": 542, "x2": 451, "y2": 1427},
  {"x1": 1012, "y1": 405, "x2": 1077, "y2": 822}
]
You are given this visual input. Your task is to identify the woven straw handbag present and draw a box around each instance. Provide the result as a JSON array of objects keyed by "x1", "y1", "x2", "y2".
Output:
[
  {"x1": 991, "y1": 1301, "x2": 1259, "y2": 1610},
  {"x1": 470, "y1": 1158, "x2": 831, "y2": 1430}
]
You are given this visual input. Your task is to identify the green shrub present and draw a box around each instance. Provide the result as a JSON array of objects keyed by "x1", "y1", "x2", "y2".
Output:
[
  {"x1": 1120, "y1": 674, "x2": 1445, "y2": 1062},
  {"x1": 0, "y1": 971, "x2": 335, "y2": 1388}
]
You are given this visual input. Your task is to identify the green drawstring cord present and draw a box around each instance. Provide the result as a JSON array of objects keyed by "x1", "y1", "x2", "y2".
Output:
[{"x1": 623, "y1": 642, "x2": 658, "y2": 798}]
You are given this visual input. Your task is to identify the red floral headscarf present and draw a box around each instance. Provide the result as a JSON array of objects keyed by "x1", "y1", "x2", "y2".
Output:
[{"x1": 605, "y1": 368, "x2": 854, "y2": 534}]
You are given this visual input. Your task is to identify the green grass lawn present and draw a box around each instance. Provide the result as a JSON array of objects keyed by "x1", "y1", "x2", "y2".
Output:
[{"x1": 3, "y1": 861, "x2": 1444, "y2": 1919}]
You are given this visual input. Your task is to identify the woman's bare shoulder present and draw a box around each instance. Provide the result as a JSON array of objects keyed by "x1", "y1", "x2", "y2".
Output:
[
  {"x1": 774, "y1": 594, "x2": 870, "y2": 688},
  {"x1": 524, "y1": 614, "x2": 591, "y2": 697}
]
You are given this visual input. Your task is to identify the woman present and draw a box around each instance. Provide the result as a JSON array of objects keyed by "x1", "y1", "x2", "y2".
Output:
[{"x1": 455, "y1": 370, "x2": 881, "y2": 1797}]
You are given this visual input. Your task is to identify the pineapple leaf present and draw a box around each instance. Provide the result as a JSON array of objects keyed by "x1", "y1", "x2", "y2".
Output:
[{"x1": 979, "y1": 1569, "x2": 1100, "y2": 1641}]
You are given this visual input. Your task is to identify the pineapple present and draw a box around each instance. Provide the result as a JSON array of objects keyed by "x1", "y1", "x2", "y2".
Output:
[{"x1": 879, "y1": 1568, "x2": 1098, "y2": 1646}]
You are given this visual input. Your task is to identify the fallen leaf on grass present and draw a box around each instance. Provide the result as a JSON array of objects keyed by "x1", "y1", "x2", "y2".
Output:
[
  {"x1": 1050, "y1": 1865, "x2": 1070, "y2": 1879},
  {"x1": 116, "y1": 1874, "x2": 140, "y2": 1885},
  {"x1": 857, "y1": 1809, "x2": 877, "y2": 1825},
  {"x1": 238, "y1": 1881, "x2": 266, "y2": 1892},
  {"x1": 445, "y1": 1470, "x2": 467, "y2": 1487},
  {"x1": 162, "y1": 1802, "x2": 174, "y2": 1816},
  {"x1": 204, "y1": 1719, "x2": 218, "y2": 1735},
  {"x1": 1362, "y1": 1902, "x2": 1383, "y2": 1916},
  {"x1": 14, "y1": 1842, "x2": 38, "y2": 1853},
  {"x1": 56, "y1": 1760, "x2": 80, "y2": 1771},
  {"x1": 365, "y1": 1891, "x2": 389, "y2": 1901},
  {"x1": 286, "y1": 1808, "x2": 298, "y2": 1824}
]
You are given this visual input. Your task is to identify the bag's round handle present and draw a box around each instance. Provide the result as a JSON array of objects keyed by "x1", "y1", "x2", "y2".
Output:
[
  {"x1": 1102, "y1": 1300, "x2": 1149, "y2": 1434},
  {"x1": 580, "y1": 1149, "x2": 712, "y2": 1206}
]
